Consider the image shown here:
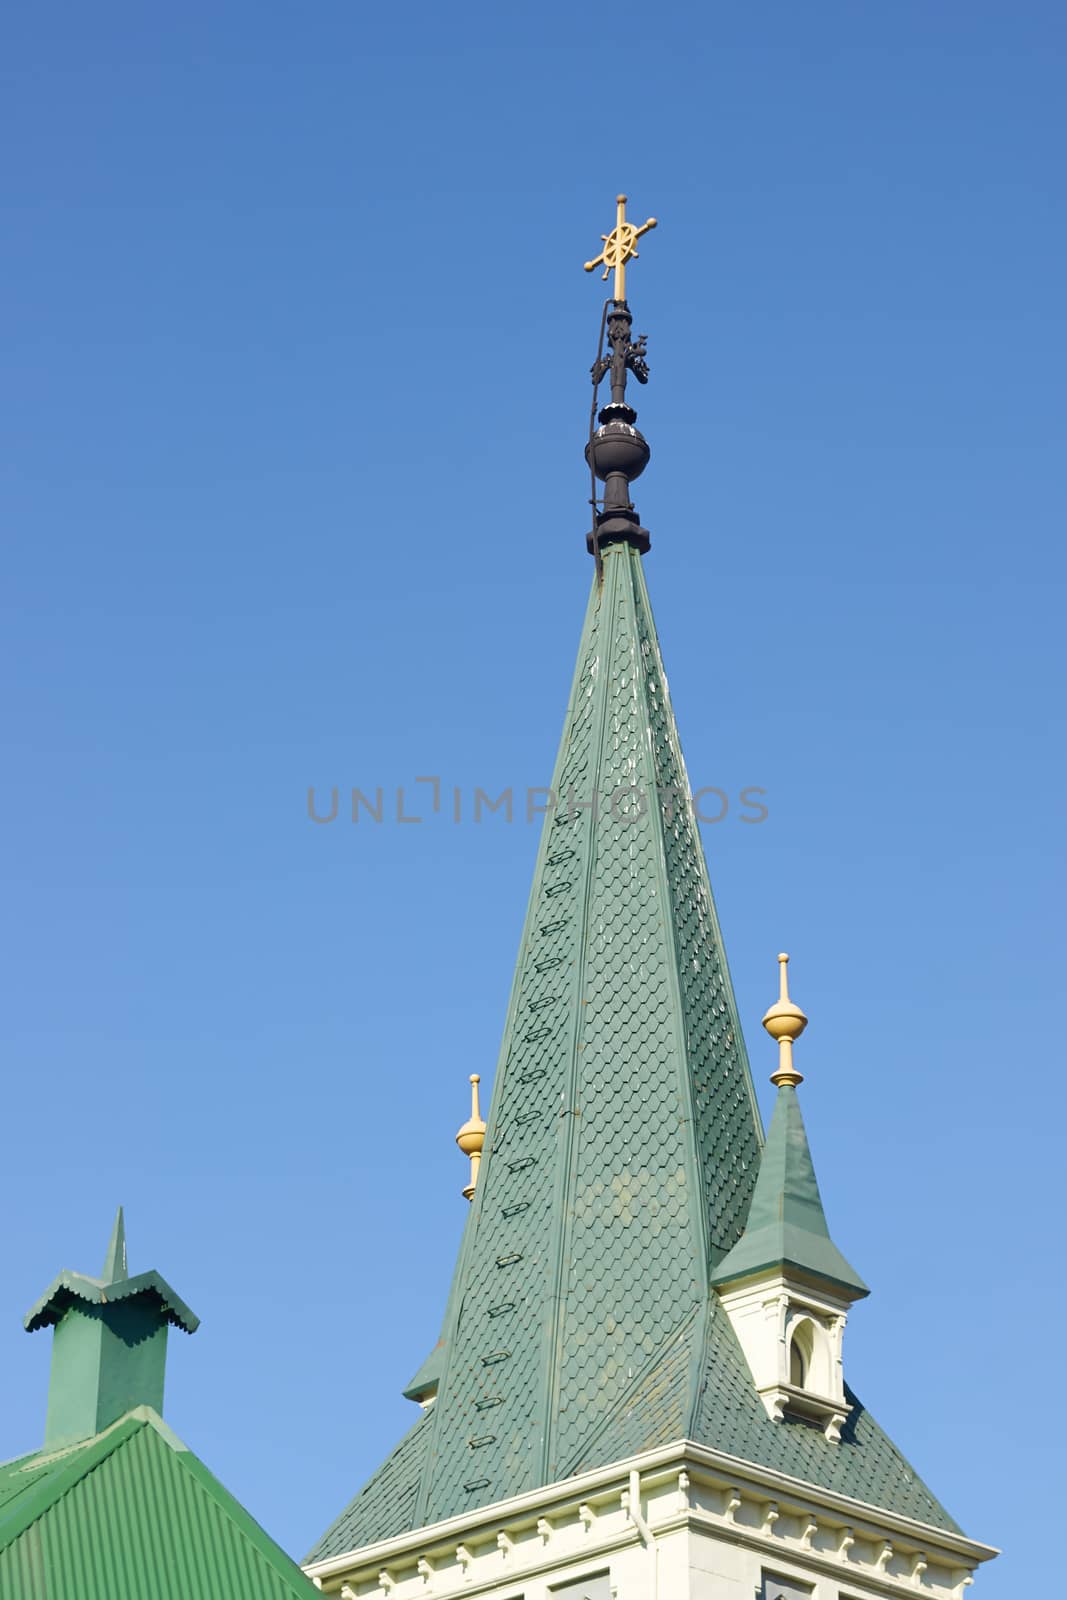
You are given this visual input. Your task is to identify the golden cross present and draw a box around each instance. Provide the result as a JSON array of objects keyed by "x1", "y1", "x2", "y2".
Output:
[{"x1": 584, "y1": 194, "x2": 657, "y2": 302}]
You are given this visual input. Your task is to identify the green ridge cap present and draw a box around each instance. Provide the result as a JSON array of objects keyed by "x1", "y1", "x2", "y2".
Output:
[{"x1": 710, "y1": 1083, "x2": 869, "y2": 1296}]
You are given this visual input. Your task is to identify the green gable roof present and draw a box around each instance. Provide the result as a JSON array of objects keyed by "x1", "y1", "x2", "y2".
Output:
[
  {"x1": 710, "y1": 1082, "x2": 869, "y2": 1296},
  {"x1": 0, "y1": 1408, "x2": 319, "y2": 1600},
  {"x1": 310, "y1": 540, "x2": 959, "y2": 1561}
]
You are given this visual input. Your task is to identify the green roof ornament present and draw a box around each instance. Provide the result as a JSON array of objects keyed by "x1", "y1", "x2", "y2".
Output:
[{"x1": 24, "y1": 1210, "x2": 199, "y2": 1450}]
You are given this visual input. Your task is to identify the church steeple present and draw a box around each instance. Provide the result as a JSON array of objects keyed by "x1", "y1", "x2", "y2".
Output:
[
  {"x1": 25, "y1": 1209, "x2": 198, "y2": 1449},
  {"x1": 308, "y1": 203, "x2": 981, "y2": 1587}
]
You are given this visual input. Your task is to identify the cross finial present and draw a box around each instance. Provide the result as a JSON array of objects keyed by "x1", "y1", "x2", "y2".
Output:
[
  {"x1": 584, "y1": 194, "x2": 657, "y2": 303},
  {"x1": 762, "y1": 952, "x2": 809, "y2": 1088}
]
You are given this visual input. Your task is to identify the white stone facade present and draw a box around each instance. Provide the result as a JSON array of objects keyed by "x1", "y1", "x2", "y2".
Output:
[{"x1": 304, "y1": 1443, "x2": 995, "y2": 1600}]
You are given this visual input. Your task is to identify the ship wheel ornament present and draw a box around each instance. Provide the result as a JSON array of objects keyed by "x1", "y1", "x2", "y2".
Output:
[{"x1": 584, "y1": 194, "x2": 657, "y2": 302}]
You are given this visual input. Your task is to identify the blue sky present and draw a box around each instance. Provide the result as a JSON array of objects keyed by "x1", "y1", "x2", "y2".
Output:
[{"x1": 2, "y1": 2, "x2": 1064, "y2": 1591}]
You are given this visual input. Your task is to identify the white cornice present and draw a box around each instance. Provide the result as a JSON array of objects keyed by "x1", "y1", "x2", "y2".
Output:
[{"x1": 303, "y1": 1436, "x2": 998, "y2": 1583}]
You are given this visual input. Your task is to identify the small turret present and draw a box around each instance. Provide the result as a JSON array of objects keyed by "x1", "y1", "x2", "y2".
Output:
[
  {"x1": 25, "y1": 1209, "x2": 198, "y2": 1449},
  {"x1": 712, "y1": 955, "x2": 867, "y2": 1441}
]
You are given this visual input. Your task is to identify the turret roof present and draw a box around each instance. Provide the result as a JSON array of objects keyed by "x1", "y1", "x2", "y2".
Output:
[{"x1": 710, "y1": 1082, "x2": 869, "y2": 1297}]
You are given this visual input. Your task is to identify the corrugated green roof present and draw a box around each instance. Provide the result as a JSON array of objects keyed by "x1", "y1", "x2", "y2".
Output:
[
  {"x1": 710, "y1": 1082, "x2": 869, "y2": 1296},
  {"x1": 310, "y1": 541, "x2": 958, "y2": 1562},
  {"x1": 0, "y1": 1409, "x2": 319, "y2": 1599}
]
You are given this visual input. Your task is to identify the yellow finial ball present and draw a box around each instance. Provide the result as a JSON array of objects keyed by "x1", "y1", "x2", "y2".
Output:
[
  {"x1": 456, "y1": 1073, "x2": 486, "y2": 1157},
  {"x1": 763, "y1": 952, "x2": 808, "y2": 1043},
  {"x1": 764, "y1": 951, "x2": 808, "y2": 1088}
]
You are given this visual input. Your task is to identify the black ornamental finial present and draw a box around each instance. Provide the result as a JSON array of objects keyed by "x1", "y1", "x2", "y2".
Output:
[{"x1": 583, "y1": 196, "x2": 657, "y2": 557}]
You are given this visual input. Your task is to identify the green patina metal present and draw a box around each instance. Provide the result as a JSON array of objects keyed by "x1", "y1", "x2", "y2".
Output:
[
  {"x1": 710, "y1": 1083, "x2": 869, "y2": 1296},
  {"x1": 310, "y1": 542, "x2": 963, "y2": 1562},
  {"x1": 0, "y1": 1408, "x2": 320, "y2": 1598},
  {"x1": 25, "y1": 1209, "x2": 198, "y2": 1450}
]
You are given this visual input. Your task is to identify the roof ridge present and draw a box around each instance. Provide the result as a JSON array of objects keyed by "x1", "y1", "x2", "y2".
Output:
[
  {"x1": 628, "y1": 552, "x2": 765, "y2": 1186},
  {"x1": 412, "y1": 568, "x2": 611, "y2": 1529},
  {"x1": 542, "y1": 549, "x2": 639, "y2": 1482}
]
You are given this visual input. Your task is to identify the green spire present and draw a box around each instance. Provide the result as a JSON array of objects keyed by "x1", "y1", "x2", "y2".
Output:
[
  {"x1": 311, "y1": 550, "x2": 959, "y2": 1565},
  {"x1": 338, "y1": 542, "x2": 762, "y2": 1532},
  {"x1": 710, "y1": 1082, "x2": 868, "y2": 1296},
  {"x1": 25, "y1": 1211, "x2": 199, "y2": 1449}
]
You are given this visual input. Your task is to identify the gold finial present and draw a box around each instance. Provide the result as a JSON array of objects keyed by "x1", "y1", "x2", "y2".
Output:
[
  {"x1": 763, "y1": 952, "x2": 808, "y2": 1088},
  {"x1": 583, "y1": 193, "x2": 658, "y2": 302},
  {"x1": 456, "y1": 1073, "x2": 486, "y2": 1202}
]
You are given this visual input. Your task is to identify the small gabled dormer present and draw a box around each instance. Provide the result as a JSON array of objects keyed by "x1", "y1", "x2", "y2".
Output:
[{"x1": 711, "y1": 955, "x2": 868, "y2": 1443}]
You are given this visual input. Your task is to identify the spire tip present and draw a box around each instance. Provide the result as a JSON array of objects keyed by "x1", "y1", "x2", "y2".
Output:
[
  {"x1": 101, "y1": 1206, "x2": 128, "y2": 1285},
  {"x1": 763, "y1": 951, "x2": 808, "y2": 1088}
]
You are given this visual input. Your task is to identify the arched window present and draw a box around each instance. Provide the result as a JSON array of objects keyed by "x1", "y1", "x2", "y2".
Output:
[{"x1": 789, "y1": 1319, "x2": 815, "y2": 1389}]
